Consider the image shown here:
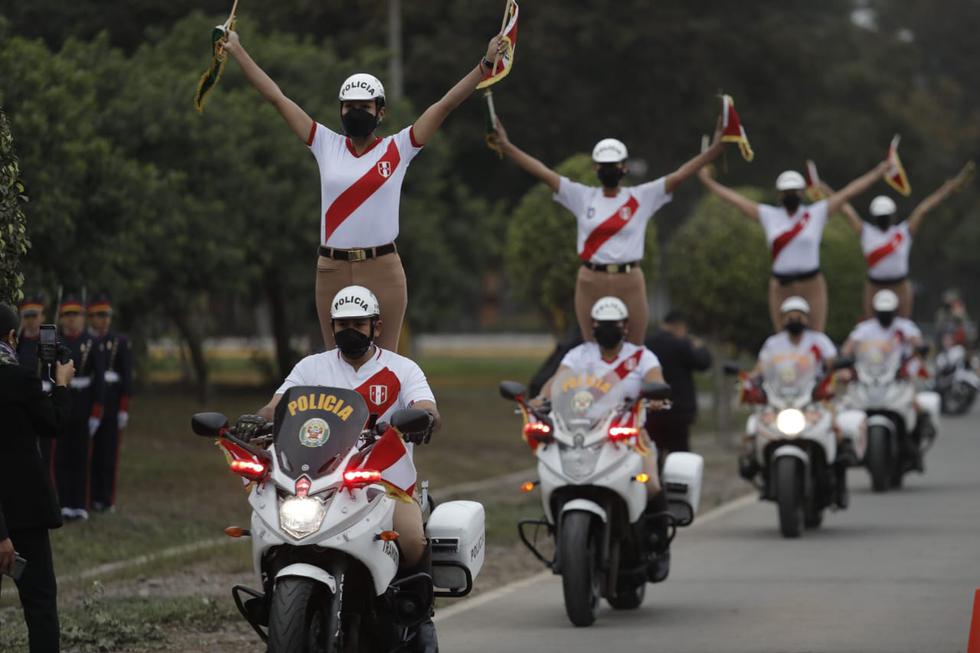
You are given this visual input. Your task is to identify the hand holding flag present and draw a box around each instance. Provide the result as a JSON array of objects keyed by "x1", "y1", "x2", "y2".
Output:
[
  {"x1": 194, "y1": 0, "x2": 239, "y2": 112},
  {"x1": 805, "y1": 160, "x2": 826, "y2": 201},
  {"x1": 477, "y1": 0, "x2": 519, "y2": 90},
  {"x1": 720, "y1": 94, "x2": 754, "y2": 162},
  {"x1": 884, "y1": 135, "x2": 912, "y2": 196}
]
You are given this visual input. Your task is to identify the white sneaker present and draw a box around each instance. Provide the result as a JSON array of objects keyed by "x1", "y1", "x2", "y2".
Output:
[{"x1": 61, "y1": 507, "x2": 76, "y2": 519}]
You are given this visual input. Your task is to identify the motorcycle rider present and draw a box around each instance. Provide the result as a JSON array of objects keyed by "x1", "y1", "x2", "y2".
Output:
[
  {"x1": 740, "y1": 296, "x2": 853, "y2": 506},
  {"x1": 534, "y1": 297, "x2": 673, "y2": 581},
  {"x1": 252, "y1": 285, "x2": 440, "y2": 649}
]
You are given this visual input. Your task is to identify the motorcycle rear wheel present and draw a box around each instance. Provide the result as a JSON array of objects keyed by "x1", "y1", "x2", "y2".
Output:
[
  {"x1": 560, "y1": 511, "x2": 601, "y2": 627},
  {"x1": 775, "y1": 457, "x2": 803, "y2": 538},
  {"x1": 267, "y1": 577, "x2": 339, "y2": 653},
  {"x1": 867, "y1": 425, "x2": 892, "y2": 493}
]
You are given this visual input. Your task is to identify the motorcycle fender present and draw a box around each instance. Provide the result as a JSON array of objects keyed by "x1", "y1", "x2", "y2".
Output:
[
  {"x1": 770, "y1": 447, "x2": 810, "y2": 500},
  {"x1": 915, "y1": 391, "x2": 942, "y2": 423},
  {"x1": 275, "y1": 563, "x2": 337, "y2": 593},
  {"x1": 835, "y1": 410, "x2": 867, "y2": 460},
  {"x1": 953, "y1": 369, "x2": 980, "y2": 388},
  {"x1": 866, "y1": 414, "x2": 897, "y2": 433},
  {"x1": 560, "y1": 499, "x2": 608, "y2": 524}
]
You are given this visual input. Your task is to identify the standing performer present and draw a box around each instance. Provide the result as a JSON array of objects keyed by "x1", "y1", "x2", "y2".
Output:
[
  {"x1": 490, "y1": 115, "x2": 725, "y2": 343},
  {"x1": 87, "y1": 294, "x2": 132, "y2": 513},
  {"x1": 835, "y1": 164, "x2": 974, "y2": 318},
  {"x1": 55, "y1": 294, "x2": 104, "y2": 521},
  {"x1": 16, "y1": 293, "x2": 55, "y2": 482},
  {"x1": 223, "y1": 29, "x2": 507, "y2": 351},
  {"x1": 698, "y1": 159, "x2": 892, "y2": 332}
]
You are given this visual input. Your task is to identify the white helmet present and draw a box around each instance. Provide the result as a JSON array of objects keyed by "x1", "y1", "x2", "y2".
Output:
[
  {"x1": 331, "y1": 285, "x2": 380, "y2": 320},
  {"x1": 779, "y1": 296, "x2": 811, "y2": 315},
  {"x1": 869, "y1": 195, "x2": 897, "y2": 217},
  {"x1": 775, "y1": 170, "x2": 806, "y2": 191},
  {"x1": 338, "y1": 73, "x2": 386, "y2": 105},
  {"x1": 872, "y1": 289, "x2": 900, "y2": 312},
  {"x1": 592, "y1": 138, "x2": 628, "y2": 163},
  {"x1": 591, "y1": 296, "x2": 629, "y2": 321}
]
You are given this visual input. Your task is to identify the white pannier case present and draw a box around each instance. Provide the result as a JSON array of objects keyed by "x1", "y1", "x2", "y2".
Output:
[
  {"x1": 662, "y1": 452, "x2": 704, "y2": 525},
  {"x1": 426, "y1": 500, "x2": 485, "y2": 597}
]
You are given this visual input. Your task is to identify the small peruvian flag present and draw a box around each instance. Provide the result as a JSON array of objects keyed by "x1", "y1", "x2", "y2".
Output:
[
  {"x1": 721, "y1": 94, "x2": 755, "y2": 162},
  {"x1": 360, "y1": 428, "x2": 417, "y2": 502},
  {"x1": 805, "y1": 159, "x2": 825, "y2": 201},
  {"x1": 884, "y1": 135, "x2": 912, "y2": 196}
]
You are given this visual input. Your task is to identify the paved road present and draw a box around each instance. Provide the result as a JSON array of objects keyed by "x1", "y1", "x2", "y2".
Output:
[{"x1": 439, "y1": 410, "x2": 980, "y2": 652}]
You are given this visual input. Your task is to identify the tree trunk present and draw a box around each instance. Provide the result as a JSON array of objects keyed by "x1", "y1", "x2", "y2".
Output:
[
  {"x1": 264, "y1": 268, "x2": 296, "y2": 381},
  {"x1": 171, "y1": 304, "x2": 209, "y2": 403}
]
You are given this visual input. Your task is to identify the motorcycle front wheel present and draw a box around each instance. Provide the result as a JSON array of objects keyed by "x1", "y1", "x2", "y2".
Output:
[
  {"x1": 775, "y1": 457, "x2": 804, "y2": 538},
  {"x1": 866, "y1": 425, "x2": 893, "y2": 493},
  {"x1": 267, "y1": 577, "x2": 339, "y2": 653},
  {"x1": 560, "y1": 511, "x2": 601, "y2": 627}
]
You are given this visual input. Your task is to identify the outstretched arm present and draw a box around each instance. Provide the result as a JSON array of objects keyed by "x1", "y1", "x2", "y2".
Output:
[
  {"x1": 907, "y1": 169, "x2": 970, "y2": 236},
  {"x1": 491, "y1": 117, "x2": 561, "y2": 193},
  {"x1": 412, "y1": 36, "x2": 506, "y2": 146},
  {"x1": 697, "y1": 165, "x2": 760, "y2": 220},
  {"x1": 821, "y1": 181, "x2": 863, "y2": 234},
  {"x1": 224, "y1": 31, "x2": 313, "y2": 143},
  {"x1": 665, "y1": 117, "x2": 724, "y2": 193},
  {"x1": 826, "y1": 160, "x2": 891, "y2": 214}
]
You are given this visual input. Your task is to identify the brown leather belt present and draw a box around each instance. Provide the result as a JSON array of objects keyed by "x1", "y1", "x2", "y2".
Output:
[{"x1": 318, "y1": 243, "x2": 396, "y2": 262}]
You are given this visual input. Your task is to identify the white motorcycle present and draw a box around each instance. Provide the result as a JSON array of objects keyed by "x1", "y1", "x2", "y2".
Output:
[
  {"x1": 933, "y1": 343, "x2": 979, "y2": 415},
  {"x1": 732, "y1": 358, "x2": 843, "y2": 538},
  {"x1": 191, "y1": 385, "x2": 485, "y2": 652},
  {"x1": 500, "y1": 371, "x2": 703, "y2": 627},
  {"x1": 836, "y1": 343, "x2": 940, "y2": 491}
]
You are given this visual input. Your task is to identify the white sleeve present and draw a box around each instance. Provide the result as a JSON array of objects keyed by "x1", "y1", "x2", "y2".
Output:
[
  {"x1": 553, "y1": 177, "x2": 592, "y2": 216},
  {"x1": 809, "y1": 199, "x2": 830, "y2": 231},
  {"x1": 817, "y1": 333, "x2": 838, "y2": 359},
  {"x1": 639, "y1": 348, "x2": 662, "y2": 376},
  {"x1": 559, "y1": 345, "x2": 584, "y2": 370},
  {"x1": 276, "y1": 356, "x2": 315, "y2": 395},
  {"x1": 758, "y1": 336, "x2": 776, "y2": 363},
  {"x1": 756, "y1": 204, "x2": 780, "y2": 239},
  {"x1": 902, "y1": 320, "x2": 922, "y2": 341},
  {"x1": 394, "y1": 125, "x2": 425, "y2": 164},
  {"x1": 636, "y1": 177, "x2": 673, "y2": 215},
  {"x1": 400, "y1": 361, "x2": 436, "y2": 408},
  {"x1": 306, "y1": 122, "x2": 342, "y2": 162}
]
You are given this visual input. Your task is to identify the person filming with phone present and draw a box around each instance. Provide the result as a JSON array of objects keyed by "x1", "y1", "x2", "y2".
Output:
[{"x1": 0, "y1": 303, "x2": 74, "y2": 653}]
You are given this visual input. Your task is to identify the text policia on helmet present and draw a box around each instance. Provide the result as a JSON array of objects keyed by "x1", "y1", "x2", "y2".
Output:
[
  {"x1": 592, "y1": 138, "x2": 628, "y2": 163},
  {"x1": 590, "y1": 296, "x2": 629, "y2": 322},
  {"x1": 338, "y1": 73, "x2": 386, "y2": 105},
  {"x1": 331, "y1": 285, "x2": 381, "y2": 319}
]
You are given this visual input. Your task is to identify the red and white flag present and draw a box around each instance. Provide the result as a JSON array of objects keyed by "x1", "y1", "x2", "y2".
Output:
[
  {"x1": 721, "y1": 94, "x2": 754, "y2": 162},
  {"x1": 805, "y1": 159, "x2": 825, "y2": 201},
  {"x1": 884, "y1": 135, "x2": 912, "y2": 196},
  {"x1": 477, "y1": 0, "x2": 519, "y2": 90},
  {"x1": 360, "y1": 428, "x2": 417, "y2": 502}
]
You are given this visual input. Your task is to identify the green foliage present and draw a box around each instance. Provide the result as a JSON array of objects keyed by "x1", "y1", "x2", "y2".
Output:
[
  {"x1": 0, "y1": 110, "x2": 29, "y2": 304},
  {"x1": 821, "y1": 215, "x2": 865, "y2": 342},
  {"x1": 505, "y1": 155, "x2": 659, "y2": 334}
]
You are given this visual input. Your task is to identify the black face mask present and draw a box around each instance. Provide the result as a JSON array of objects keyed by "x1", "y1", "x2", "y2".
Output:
[
  {"x1": 341, "y1": 108, "x2": 378, "y2": 139},
  {"x1": 785, "y1": 320, "x2": 806, "y2": 336},
  {"x1": 596, "y1": 165, "x2": 625, "y2": 189},
  {"x1": 875, "y1": 311, "x2": 896, "y2": 328},
  {"x1": 781, "y1": 194, "x2": 802, "y2": 213},
  {"x1": 593, "y1": 322, "x2": 625, "y2": 349},
  {"x1": 335, "y1": 327, "x2": 373, "y2": 359},
  {"x1": 875, "y1": 215, "x2": 892, "y2": 230}
]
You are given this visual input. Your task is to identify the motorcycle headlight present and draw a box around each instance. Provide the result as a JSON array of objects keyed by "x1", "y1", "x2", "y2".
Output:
[
  {"x1": 776, "y1": 409, "x2": 806, "y2": 436},
  {"x1": 280, "y1": 496, "x2": 326, "y2": 539}
]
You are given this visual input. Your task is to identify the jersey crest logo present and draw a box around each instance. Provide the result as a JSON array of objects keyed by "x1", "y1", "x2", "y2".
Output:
[
  {"x1": 377, "y1": 161, "x2": 392, "y2": 178},
  {"x1": 624, "y1": 357, "x2": 637, "y2": 371},
  {"x1": 369, "y1": 384, "x2": 389, "y2": 406},
  {"x1": 619, "y1": 205, "x2": 634, "y2": 221}
]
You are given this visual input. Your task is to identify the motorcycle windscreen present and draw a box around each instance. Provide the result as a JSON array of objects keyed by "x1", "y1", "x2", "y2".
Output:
[
  {"x1": 762, "y1": 356, "x2": 818, "y2": 400},
  {"x1": 273, "y1": 386, "x2": 371, "y2": 480},
  {"x1": 549, "y1": 369, "x2": 634, "y2": 433},
  {"x1": 855, "y1": 340, "x2": 902, "y2": 380}
]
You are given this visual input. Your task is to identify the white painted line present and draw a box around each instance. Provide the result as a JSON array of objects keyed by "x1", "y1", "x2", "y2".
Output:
[{"x1": 436, "y1": 491, "x2": 758, "y2": 623}]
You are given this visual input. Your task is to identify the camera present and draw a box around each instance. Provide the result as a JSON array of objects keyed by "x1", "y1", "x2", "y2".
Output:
[{"x1": 38, "y1": 324, "x2": 71, "y2": 367}]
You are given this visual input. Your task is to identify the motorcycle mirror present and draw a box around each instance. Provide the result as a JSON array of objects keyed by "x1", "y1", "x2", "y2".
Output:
[
  {"x1": 641, "y1": 381, "x2": 672, "y2": 401},
  {"x1": 191, "y1": 412, "x2": 229, "y2": 437},
  {"x1": 722, "y1": 361, "x2": 742, "y2": 376},
  {"x1": 499, "y1": 380, "x2": 527, "y2": 402},
  {"x1": 390, "y1": 408, "x2": 431, "y2": 434},
  {"x1": 832, "y1": 356, "x2": 855, "y2": 371}
]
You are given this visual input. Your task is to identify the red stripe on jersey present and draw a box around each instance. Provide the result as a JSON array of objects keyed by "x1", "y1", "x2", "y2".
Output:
[
  {"x1": 612, "y1": 349, "x2": 645, "y2": 380},
  {"x1": 305, "y1": 121, "x2": 318, "y2": 147},
  {"x1": 771, "y1": 211, "x2": 811, "y2": 261},
  {"x1": 355, "y1": 367, "x2": 401, "y2": 419},
  {"x1": 324, "y1": 140, "x2": 402, "y2": 241},
  {"x1": 579, "y1": 195, "x2": 640, "y2": 262},
  {"x1": 866, "y1": 231, "x2": 905, "y2": 269},
  {"x1": 345, "y1": 136, "x2": 383, "y2": 158},
  {"x1": 810, "y1": 343, "x2": 823, "y2": 364}
]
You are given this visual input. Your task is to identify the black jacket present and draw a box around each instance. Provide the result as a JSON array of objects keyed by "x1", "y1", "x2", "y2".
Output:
[
  {"x1": 645, "y1": 330, "x2": 712, "y2": 417},
  {"x1": 0, "y1": 364, "x2": 69, "y2": 533}
]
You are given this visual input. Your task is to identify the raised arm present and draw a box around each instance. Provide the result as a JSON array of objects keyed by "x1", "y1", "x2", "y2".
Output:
[
  {"x1": 411, "y1": 36, "x2": 506, "y2": 146},
  {"x1": 665, "y1": 117, "x2": 724, "y2": 193},
  {"x1": 826, "y1": 160, "x2": 891, "y2": 214},
  {"x1": 820, "y1": 181, "x2": 863, "y2": 234},
  {"x1": 490, "y1": 117, "x2": 561, "y2": 193},
  {"x1": 907, "y1": 169, "x2": 969, "y2": 236},
  {"x1": 697, "y1": 165, "x2": 760, "y2": 220},
  {"x1": 223, "y1": 31, "x2": 314, "y2": 143}
]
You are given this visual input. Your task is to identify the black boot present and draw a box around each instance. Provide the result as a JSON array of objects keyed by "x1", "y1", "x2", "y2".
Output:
[
  {"x1": 391, "y1": 545, "x2": 438, "y2": 653},
  {"x1": 643, "y1": 491, "x2": 671, "y2": 583},
  {"x1": 836, "y1": 438, "x2": 858, "y2": 468},
  {"x1": 834, "y1": 461, "x2": 850, "y2": 509}
]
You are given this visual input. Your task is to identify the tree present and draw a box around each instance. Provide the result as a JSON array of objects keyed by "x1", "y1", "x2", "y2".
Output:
[
  {"x1": 505, "y1": 154, "x2": 659, "y2": 334},
  {"x1": 0, "y1": 109, "x2": 29, "y2": 304}
]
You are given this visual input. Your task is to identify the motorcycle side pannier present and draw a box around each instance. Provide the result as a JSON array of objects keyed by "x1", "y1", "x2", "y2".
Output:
[
  {"x1": 662, "y1": 452, "x2": 704, "y2": 526},
  {"x1": 426, "y1": 500, "x2": 485, "y2": 597}
]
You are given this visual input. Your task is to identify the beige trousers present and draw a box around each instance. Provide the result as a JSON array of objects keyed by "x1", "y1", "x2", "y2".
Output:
[
  {"x1": 574, "y1": 265, "x2": 649, "y2": 344},
  {"x1": 315, "y1": 253, "x2": 407, "y2": 351},
  {"x1": 393, "y1": 498, "x2": 427, "y2": 568},
  {"x1": 864, "y1": 278, "x2": 913, "y2": 318},
  {"x1": 768, "y1": 273, "x2": 828, "y2": 333}
]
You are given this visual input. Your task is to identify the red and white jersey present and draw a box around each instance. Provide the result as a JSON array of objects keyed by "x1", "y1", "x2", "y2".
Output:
[
  {"x1": 307, "y1": 123, "x2": 424, "y2": 248},
  {"x1": 758, "y1": 329, "x2": 837, "y2": 370},
  {"x1": 847, "y1": 317, "x2": 922, "y2": 355},
  {"x1": 559, "y1": 342, "x2": 661, "y2": 398},
  {"x1": 553, "y1": 177, "x2": 672, "y2": 264},
  {"x1": 757, "y1": 200, "x2": 829, "y2": 275},
  {"x1": 861, "y1": 222, "x2": 912, "y2": 280},
  {"x1": 278, "y1": 346, "x2": 435, "y2": 451}
]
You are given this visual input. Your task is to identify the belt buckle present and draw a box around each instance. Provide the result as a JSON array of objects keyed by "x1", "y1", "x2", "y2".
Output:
[
  {"x1": 608, "y1": 264, "x2": 621, "y2": 273},
  {"x1": 348, "y1": 248, "x2": 367, "y2": 262}
]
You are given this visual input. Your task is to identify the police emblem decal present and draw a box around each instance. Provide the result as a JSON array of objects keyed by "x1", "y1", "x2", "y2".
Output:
[
  {"x1": 369, "y1": 384, "x2": 388, "y2": 406},
  {"x1": 299, "y1": 418, "x2": 330, "y2": 448},
  {"x1": 377, "y1": 161, "x2": 392, "y2": 178}
]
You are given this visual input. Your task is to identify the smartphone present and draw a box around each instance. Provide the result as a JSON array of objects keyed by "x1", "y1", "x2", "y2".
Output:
[
  {"x1": 39, "y1": 324, "x2": 56, "y2": 347},
  {"x1": 2, "y1": 555, "x2": 26, "y2": 581},
  {"x1": 38, "y1": 324, "x2": 57, "y2": 369}
]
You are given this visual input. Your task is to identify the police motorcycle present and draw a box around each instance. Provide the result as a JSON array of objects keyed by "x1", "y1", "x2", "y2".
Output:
[
  {"x1": 933, "y1": 341, "x2": 979, "y2": 415},
  {"x1": 499, "y1": 371, "x2": 703, "y2": 627},
  {"x1": 729, "y1": 356, "x2": 844, "y2": 539},
  {"x1": 191, "y1": 385, "x2": 485, "y2": 652},
  {"x1": 835, "y1": 341, "x2": 940, "y2": 492}
]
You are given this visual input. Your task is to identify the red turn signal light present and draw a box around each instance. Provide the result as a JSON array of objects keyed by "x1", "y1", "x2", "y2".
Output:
[
  {"x1": 344, "y1": 469, "x2": 382, "y2": 487},
  {"x1": 230, "y1": 459, "x2": 267, "y2": 481},
  {"x1": 608, "y1": 426, "x2": 639, "y2": 442},
  {"x1": 520, "y1": 480, "x2": 539, "y2": 493},
  {"x1": 523, "y1": 422, "x2": 553, "y2": 441}
]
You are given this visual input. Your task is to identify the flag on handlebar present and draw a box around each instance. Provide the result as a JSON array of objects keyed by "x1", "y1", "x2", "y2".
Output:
[
  {"x1": 721, "y1": 94, "x2": 754, "y2": 162},
  {"x1": 361, "y1": 428, "x2": 417, "y2": 502}
]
